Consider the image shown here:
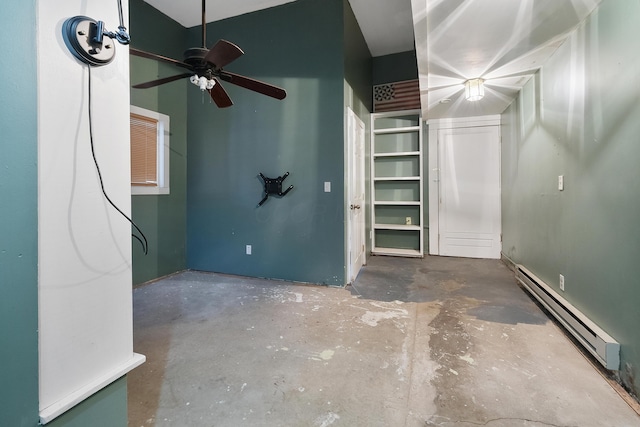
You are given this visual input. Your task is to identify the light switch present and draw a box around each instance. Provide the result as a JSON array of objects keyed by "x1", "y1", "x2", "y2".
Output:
[
  {"x1": 558, "y1": 175, "x2": 564, "y2": 191},
  {"x1": 324, "y1": 182, "x2": 331, "y2": 192}
]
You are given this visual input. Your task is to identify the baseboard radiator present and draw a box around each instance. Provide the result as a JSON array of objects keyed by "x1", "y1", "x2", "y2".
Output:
[{"x1": 515, "y1": 265, "x2": 620, "y2": 370}]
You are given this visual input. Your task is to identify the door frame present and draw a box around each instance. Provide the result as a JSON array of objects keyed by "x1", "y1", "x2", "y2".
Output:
[
  {"x1": 427, "y1": 115, "x2": 501, "y2": 256},
  {"x1": 346, "y1": 107, "x2": 366, "y2": 284}
]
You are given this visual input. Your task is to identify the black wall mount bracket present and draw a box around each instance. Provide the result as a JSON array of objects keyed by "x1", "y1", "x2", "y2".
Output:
[
  {"x1": 258, "y1": 172, "x2": 294, "y2": 206},
  {"x1": 62, "y1": 2, "x2": 130, "y2": 66},
  {"x1": 63, "y1": 16, "x2": 117, "y2": 66}
]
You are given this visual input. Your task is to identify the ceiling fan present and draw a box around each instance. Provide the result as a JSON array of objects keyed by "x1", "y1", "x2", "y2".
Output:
[{"x1": 130, "y1": 0, "x2": 286, "y2": 108}]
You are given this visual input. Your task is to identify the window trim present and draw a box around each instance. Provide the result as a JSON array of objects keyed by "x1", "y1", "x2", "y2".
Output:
[{"x1": 130, "y1": 105, "x2": 170, "y2": 195}]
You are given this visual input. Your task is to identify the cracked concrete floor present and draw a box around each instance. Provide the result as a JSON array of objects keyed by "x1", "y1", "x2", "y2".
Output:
[{"x1": 128, "y1": 256, "x2": 640, "y2": 426}]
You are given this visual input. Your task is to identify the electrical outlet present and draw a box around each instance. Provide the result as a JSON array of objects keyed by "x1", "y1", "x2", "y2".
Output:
[
  {"x1": 405, "y1": 217, "x2": 412, "y2": 225},
  {"x1": 558, "y1": 175, "x2": 564, "y2": 191},
  {"x1": 246, "y1": 245, "x2": 252, "y2": 255},
  {"x1": 559, "y1": 274, "x2": 565, "y2": 291}
]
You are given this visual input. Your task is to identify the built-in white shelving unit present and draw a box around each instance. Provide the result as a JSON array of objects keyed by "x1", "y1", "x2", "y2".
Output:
[{"x1": 370, "y1": 109, "x2": 424, "y2": 257}]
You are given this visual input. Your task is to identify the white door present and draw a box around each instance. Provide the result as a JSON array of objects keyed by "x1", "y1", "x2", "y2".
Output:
[
  {"x1": 438, "y1": 125, "x2": 501, "y2": 259},
  {"x1": 347, "y1": 108, "x2": 366, "y2": 282}
]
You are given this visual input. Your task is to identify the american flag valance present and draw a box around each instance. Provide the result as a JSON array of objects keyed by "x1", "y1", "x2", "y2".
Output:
[{"x1": 373, "y1": 79, "x2": 421, "y2": 112}]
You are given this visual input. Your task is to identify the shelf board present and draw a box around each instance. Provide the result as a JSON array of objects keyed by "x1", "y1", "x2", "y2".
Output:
[
  {"x1": 371, "y1": 247, "x2": 423, "y2": 258},
  {"x1": 371, "y1": 111, "x2": 424, "y2": 260},
  {"x1": 374, "y1": 176, "x2": 420, "y2": 181},
  {"x1": 373, "y1": 126, "x2": 420, "y2": 135},
  {"x1": 373, "y1": 151, "x2": 420, "y2": 158},
  {"x1": 373, "y1": 201, "x2": 421, "y2": 206},
  {"x1": 374, "y1": 224, "x2": 421, "y2": 231}
]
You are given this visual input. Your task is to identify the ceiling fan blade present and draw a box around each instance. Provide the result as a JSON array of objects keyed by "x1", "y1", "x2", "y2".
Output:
[
  {"x1": 209, "y1": 80, "x2": 234, "y2": 108},
  {"x1": 221, "y1": 72, "x2": 287, "y2": 100},
  {"x1": 204, "y1": 40, "x2": 244, "y2": 68},
  {"x1": 130, "y1": 47, "x2": 193, "y2": 70},
  {"x1": 132, "y1": 73, "x2": 192, "y2": 89}
]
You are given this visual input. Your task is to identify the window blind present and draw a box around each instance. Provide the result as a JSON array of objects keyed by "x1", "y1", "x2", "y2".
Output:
[{"x1": 130, "y1": 113, "x2": 158, "y2": 186}]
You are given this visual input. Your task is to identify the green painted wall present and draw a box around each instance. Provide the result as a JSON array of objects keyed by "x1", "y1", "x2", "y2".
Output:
[
  {"x1": 501, "y1": 0, "x2": 640, "y2": 395},
  {"x1": 129, "y1": 0, "x2": 188, "y2": 285},
  {"x1": 372, "y1": 50, "x2": 418, "y2": 85},
  {"x1": 0, "y1": 1, "x2": 39, "y2": 425},
  {"x1": 47, "y1": 378, "x2": 128, "y2": 427},
  {"x1": 186, "y1": 0, "x2": 347, "y2": 285},
  {"x1": 343, "y1": 0, "x2": 372, "y2": 114},
  {"x1": 343, "y1": 0, "x2": 373, "y2": 257}
]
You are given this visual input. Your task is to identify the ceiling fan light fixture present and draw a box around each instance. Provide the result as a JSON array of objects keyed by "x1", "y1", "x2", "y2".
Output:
[
  {"x1": 129, "y1": 0, "x2": 286, "y2": 108},
  {"x1": 190, "y1": 75, "x2": 216, "y2": 91},
  {"x1": 464, "y1": 78, "x2": 485, "y2": 101}
]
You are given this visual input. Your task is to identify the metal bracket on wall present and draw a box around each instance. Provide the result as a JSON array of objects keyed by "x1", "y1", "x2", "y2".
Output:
[
  {"x1": 63, "y1": 16, "x2": 116, "y2": 66},
  {"x1": 258, "y1": 172, "x2": 294, "y2": 206},
  {"x1": 62, "y1": 0, "x2": 130, "y2": 66}
]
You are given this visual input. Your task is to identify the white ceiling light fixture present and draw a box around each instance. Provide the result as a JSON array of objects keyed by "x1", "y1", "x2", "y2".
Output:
[
  {"x1": 190, "y1": 75, "x2": 216, "y2": 91},
  {"x1": 464, "y1": 78, "x2": 485, "y2": 101}
]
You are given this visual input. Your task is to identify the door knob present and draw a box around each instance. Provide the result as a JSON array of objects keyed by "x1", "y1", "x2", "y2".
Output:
[{"x1": 350, "y1": 204, "x2": 361, "y2": 210}]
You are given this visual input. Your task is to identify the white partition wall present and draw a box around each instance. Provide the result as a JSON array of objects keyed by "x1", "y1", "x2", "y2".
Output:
[{"x1": 37, "y1": 0, "x2": 144, "y2": 423}]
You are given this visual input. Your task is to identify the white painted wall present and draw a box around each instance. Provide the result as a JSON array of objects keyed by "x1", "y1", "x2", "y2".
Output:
[{"x1": 37, "y1": 0, "x2": 143, "y2": 423}]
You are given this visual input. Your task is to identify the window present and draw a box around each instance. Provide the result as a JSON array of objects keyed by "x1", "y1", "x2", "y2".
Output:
[{"x1": 130, "y1": 105, "x2": 170, "y2": 195}]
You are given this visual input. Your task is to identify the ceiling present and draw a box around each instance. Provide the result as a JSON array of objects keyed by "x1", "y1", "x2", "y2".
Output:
[{"x1": 143, "y1": 0, "x2": 602, "y2": 119}]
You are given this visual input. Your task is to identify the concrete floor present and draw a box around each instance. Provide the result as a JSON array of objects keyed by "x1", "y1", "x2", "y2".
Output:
[{"x1": 128, "y1": 256, "x2": 640, "y2": 426}]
